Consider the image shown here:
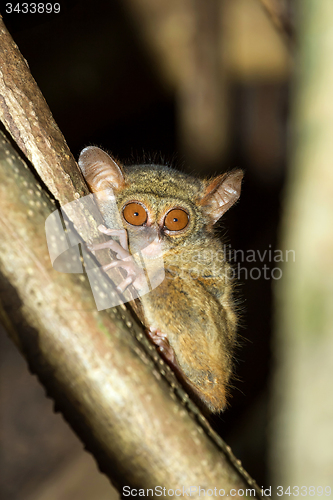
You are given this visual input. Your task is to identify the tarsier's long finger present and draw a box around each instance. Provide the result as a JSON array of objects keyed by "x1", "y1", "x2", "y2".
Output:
[
  {"x1": 98, "y1": 227, "x2": 129, "y2": 251},
  {"x1": 97, "y1": 225, "x2": 128, "y2": 250},
  {"x1": 117, "y1": 275, "x2": 135, "y2": 293},
  {"x1": 102, "y1": 259, "x2": 137, "y2": 274},
  {"x1": 88, "y1": 241, "x2": 118, "y2": 252},
  {"x1": 97, "y1": 224, "x2": 111, "y2": 234},
  {"x1": 94, "y1": 238, "x2": 129, "y2": 259}
]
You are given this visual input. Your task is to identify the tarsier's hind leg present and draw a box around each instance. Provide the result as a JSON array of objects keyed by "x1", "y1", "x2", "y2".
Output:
[{"x1": 147, "y1": 326, "x2": 228, "y2": 413}]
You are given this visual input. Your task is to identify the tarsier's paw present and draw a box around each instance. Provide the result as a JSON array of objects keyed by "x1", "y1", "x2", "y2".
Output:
[
  {"x1": 147, "y1": 327, "x2": 177, "y2": 366},
  {"x1": 89, "y1": 225, "x2": 146, "y2": 293}
]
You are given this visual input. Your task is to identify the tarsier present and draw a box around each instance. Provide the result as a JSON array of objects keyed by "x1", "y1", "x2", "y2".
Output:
[{"x1": 78, "y1": 147, "x2": 243, "y2": 412}]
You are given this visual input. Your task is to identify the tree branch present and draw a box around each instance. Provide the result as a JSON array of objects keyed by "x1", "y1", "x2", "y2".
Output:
[
  {"x1": 0, "y1": 14, "x2": 262, "y2": 498},
  {"x1": 271, "y1": 0, "x2": 333, "y2": 486}
]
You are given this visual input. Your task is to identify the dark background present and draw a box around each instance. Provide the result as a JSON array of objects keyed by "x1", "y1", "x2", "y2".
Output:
[{"x1": 1, "y1": 1, "x2": 291, "y2": 498}]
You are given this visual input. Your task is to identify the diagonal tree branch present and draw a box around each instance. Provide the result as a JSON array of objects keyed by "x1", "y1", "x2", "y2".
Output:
[
  {"x1": 0, "y1": 126, "x2": 261, "y2": 498},
  {"x1": 0, "y1": 14, "x2": 262, "y2": 498}
]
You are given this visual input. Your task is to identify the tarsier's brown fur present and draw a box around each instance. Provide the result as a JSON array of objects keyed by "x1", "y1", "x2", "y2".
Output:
[{"x1": 79, "y1": 147, "x2": 243, "y2": 412}]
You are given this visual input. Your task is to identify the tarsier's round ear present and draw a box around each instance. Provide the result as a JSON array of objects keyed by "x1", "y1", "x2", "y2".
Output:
[
  {"x1": 78, "y1": 146, "x2": 125, "y2": 192},
  {"x1": 199, "y1": 170, "x2": 243, "y2": 224}
]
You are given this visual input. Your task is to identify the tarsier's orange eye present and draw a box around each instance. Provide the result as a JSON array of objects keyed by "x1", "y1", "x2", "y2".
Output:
[
  {"x1": 164, "y1": 209, "x2": 189, "y2": 231},
  {"x1": 123, "y1": 202, "x2": 147, "y2": 226}
]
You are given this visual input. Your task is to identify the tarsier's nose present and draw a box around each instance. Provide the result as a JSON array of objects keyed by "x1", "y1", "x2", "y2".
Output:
[
  {"x1": 138, "y1": 224, "x2": 163, "y2": 258},
  {"x1": 131, "y1": 223, "x2": 160, "y2": 251},
  {"x1": 142, "y1": 222, "x2": 160, "y2": 242}
]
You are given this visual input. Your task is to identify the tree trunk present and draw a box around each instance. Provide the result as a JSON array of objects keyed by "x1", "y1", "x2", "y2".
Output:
[{"x1": 270, "y1": 0, "x2": 333, "y2": 491}]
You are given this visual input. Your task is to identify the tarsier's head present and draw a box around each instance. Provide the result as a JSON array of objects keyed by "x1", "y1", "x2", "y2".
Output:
[{"x1": 78, "y1": 147, "x2": 243, "y2": 257}]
